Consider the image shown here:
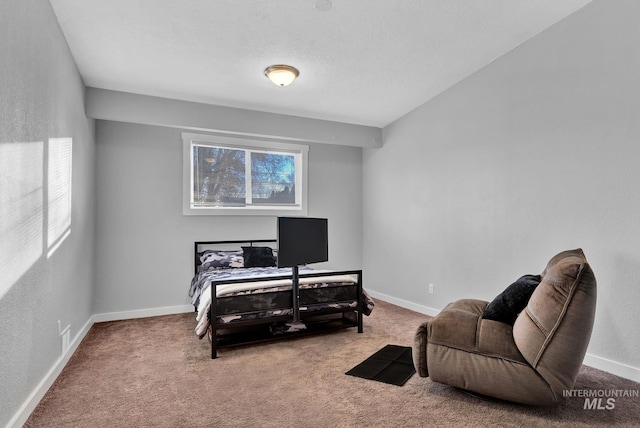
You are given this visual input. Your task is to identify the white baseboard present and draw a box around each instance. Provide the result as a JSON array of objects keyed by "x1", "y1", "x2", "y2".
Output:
[
  {"x1": 92, "y1": 304, "x2": 194, "y2": 323},
  {"x1": 7, "y1": 316, "x2": 93, "y2": 428},
  {"x1": 367, "y1": 289, "x2": 440, "y2": 317},
  {"x1": 583, "y1": 353, "x2": 640, "y2": 383}
]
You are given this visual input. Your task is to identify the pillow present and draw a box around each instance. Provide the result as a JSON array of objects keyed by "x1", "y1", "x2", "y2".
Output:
[
  {"x1": 197, "y1": 250, "x2": 244, "y2": 272},
  {"x1": 242, "y1": 246, "x2": 276, "y2": 268},
  {"x1": 482, "y1": 274, "x2": 541, "y2": 325}
]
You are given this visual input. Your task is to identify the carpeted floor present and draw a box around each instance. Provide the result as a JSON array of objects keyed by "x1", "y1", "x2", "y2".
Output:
[{"x1": 26, "y1": 300, "x2": 640, "y2": 427}]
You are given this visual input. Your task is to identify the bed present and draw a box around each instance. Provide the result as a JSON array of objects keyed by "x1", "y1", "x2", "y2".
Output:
[{"x1": 189, "y1": 240, "x2": 374, "y2": 358}]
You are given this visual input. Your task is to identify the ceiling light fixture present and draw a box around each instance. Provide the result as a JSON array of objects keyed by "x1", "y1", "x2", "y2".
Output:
[
  {"x1": 264, "y1": 64, "x2": 299, "y2": 87},
  {"x1": 313, "y1": 0, "x2": 332, "y2": 11}
]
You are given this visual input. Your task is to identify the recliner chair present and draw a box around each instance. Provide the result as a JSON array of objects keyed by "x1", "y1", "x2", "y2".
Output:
[{"x1": 413, "y1": 249, "x2": 597, "y2": 406}]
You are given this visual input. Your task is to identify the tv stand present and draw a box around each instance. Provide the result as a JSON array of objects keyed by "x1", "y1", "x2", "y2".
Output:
[{"x1": 290, "y1": 265, "x2": 305, "y2": 327}]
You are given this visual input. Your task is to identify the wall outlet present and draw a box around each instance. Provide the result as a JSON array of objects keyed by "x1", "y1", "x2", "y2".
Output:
[
  {"x1": 61, "y1": 328, "x2": 70, "y2": 355},
  {"x1": 429, "y1": 283, "x2": 434, "y2": 294},
  {"x1": 59, "y1": 321, "x2": 71, "y2": 355}
]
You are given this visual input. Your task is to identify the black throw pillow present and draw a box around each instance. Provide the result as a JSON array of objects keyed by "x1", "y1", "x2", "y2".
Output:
[
  {"x1": 482, "y1": 274, "x2": 542, "y2": 325},
  {"x1": 242, "y1": 246, "x2": 276, "y2": 268}
]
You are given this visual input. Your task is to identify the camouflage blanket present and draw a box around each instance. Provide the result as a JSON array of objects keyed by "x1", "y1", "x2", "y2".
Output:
[{"x1": 188, "y1": 267, "x2": 374, "y2": 338}]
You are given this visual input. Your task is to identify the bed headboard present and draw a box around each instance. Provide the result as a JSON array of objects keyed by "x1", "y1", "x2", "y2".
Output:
[{"x1": 194, "y1": 240, "x2": 277, "y2": 275}]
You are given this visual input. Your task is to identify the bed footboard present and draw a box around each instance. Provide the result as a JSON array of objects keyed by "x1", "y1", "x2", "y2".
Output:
[{"x1": 209, "y1": 270, "x2": 364, "y2": 359}]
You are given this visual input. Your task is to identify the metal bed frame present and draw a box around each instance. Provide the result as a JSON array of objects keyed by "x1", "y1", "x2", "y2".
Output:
[{"x1": 194, "y1": 240, "x2": 364, "y2": 358}]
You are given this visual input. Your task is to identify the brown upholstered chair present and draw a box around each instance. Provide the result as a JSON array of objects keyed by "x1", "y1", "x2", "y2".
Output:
[{"x1": 413, "y1": 249, "x2": 597, "y2": 406}]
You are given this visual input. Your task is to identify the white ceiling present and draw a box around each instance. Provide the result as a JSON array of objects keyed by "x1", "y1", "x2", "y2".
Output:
[{"x1": 49, "y1": 0, "x2": 592, "y2": 128}]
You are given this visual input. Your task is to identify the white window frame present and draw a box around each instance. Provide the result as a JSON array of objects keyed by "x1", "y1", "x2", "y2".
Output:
[{"x1": 182, "y1": 132, "x2": 308, "y2": 216}]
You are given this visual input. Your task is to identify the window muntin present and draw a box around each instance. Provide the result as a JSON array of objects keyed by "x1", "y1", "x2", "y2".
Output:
[{"x1": 183, "y1": 133, "x2": 308, "y2": 215}]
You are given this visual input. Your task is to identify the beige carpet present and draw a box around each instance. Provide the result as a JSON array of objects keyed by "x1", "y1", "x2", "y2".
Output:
[{"x1": 26, "y1": 300, "x2": 640, "y2": 427}]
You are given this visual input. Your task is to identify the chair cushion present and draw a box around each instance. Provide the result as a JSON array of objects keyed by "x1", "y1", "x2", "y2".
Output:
[{"x1": 428, "y1": 299, "x2": 526, "y2": 364}]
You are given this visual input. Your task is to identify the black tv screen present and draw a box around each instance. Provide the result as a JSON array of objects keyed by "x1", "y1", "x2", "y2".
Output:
[{"x1": 277, "y1": 217, "x2": 328, "y2": 268}]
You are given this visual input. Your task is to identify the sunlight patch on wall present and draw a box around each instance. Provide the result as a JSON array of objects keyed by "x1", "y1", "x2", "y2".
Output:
[
  {"x1": 0, "y1": 141, "x2": 44, "y2": 299},
  {"x1": 47, "y1": 138, "x2": 72, "y2": 258}
]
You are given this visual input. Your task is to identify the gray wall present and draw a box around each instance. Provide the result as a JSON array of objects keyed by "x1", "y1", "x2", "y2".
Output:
[
  {"x1": 0, "y1": 1, "x2": 96, "y2": 425},
  {"x1": 363, "y1": 0, "x2": 640, "y2": 376},
  {"x1": 94, "y1": 121, "x2": 362, "y2": 314}
]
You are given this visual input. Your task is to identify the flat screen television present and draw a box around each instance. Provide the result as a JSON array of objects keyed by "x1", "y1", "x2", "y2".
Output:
[{"x1": 277, "y1": 217, "x2": 328, "y2": 268}]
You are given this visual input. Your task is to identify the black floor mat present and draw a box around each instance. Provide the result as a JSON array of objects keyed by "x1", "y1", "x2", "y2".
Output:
[{"x1": 345, "y1": 344, "x2": 416, "y2": 386}]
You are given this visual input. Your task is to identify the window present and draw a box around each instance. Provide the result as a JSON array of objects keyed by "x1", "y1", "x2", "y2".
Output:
[{"x1": 183, "y1": 133, "x2": 308, "y2": 215}]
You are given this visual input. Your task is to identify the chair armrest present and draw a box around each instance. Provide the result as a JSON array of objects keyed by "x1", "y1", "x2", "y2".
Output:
[{"x1": 428, "y1": 299, "x2": 487, "y2": 351}]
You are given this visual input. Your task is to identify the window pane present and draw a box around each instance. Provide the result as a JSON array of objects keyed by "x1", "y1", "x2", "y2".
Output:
[
  {"x1": 193, "y1": 145, "x2": 245, "y2": 206},
  {"x1": 251, "y1": 152, "x2": 295, "y2": 205}
]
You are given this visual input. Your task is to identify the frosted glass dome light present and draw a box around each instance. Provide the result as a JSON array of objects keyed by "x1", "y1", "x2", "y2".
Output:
[{"x1": 264, "y1": 65, "x2": 299, "y2": 87}]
